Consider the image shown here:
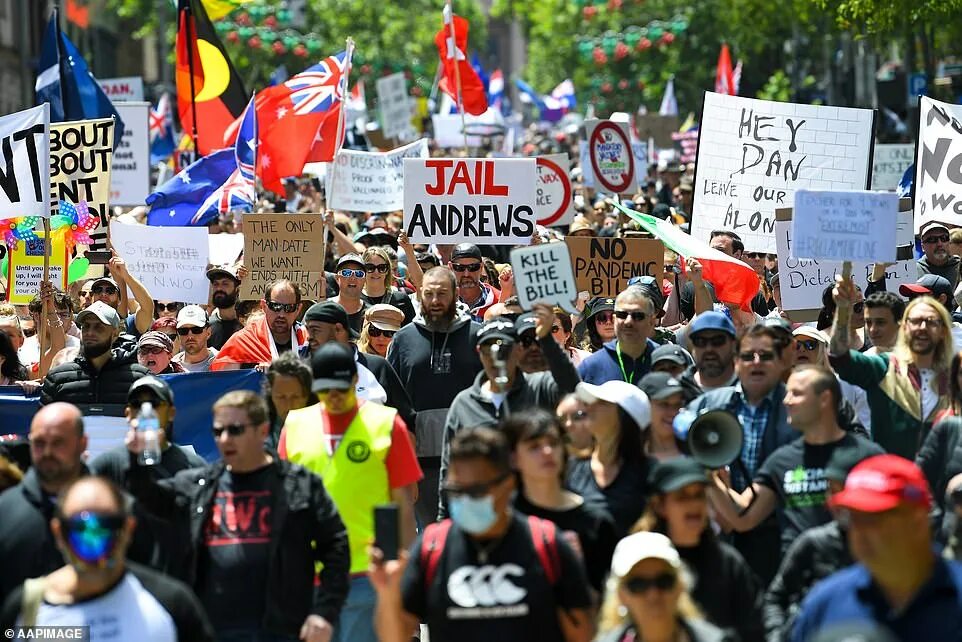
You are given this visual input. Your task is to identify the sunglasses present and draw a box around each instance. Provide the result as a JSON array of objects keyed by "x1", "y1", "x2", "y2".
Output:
[
  {"x1": 338, "y1": 268, "x2": 366, "y2": 278},
  {"x1": 451, "y1": 262, "x2": 482, "y2": 273},
  {"x1": 177, "y1": 326, "x2": 206, "y2": 336},
  {"x1": 745, "y1": 252, "x2": 766, "y2": 259},
  {"x1": 519, "y1": 334, "x2": 538, "y2": 348},
  {"x1": 594, "y1": 311, "x2": 614, "y2": 323},
  {"x1": 61, "y1": 511, "x2": 125, "y2": 564},
  {"x1": 795, "y1": 339, "x2": 820, "y2": 352},
  {"x1": 265, "y1": 300, "x2": 298, "y2": 313},
  {"x1": 852, "y1": 302, "x2": 864, "y2": 314},
  {"x1": 614, "y1": 310, "x2": 648, "y2": 322},
  {"x1": 922, "y1": 234, "x2": 950, "y2": 244},
  {"x1": 738, "y1": 350, "x2": 777, "y2": 362},
  {"x1": 155, "y1": 302, "x2": 182, "y2": 312},
  {"x1": 690, "y1": 334, "x2": 731, "y2": 348},
  {"x1": 368, "y1": 326, "x2": 396, "y2": 338},
  {"x1": 623, "y1": 572, "x2": 677, "y2": 594},
  {"x1": 23, "y1": 328, "x2": 36, "y2": 338},
  {"x1": 138, "y1": 346, "x2": 167, "y2": 355},
  {"x1": 558, "y1": 409, "x2": 589, "y2": 423},
  {"x1": 364, "y1": 263, "x2": 390, "y2": 274},
  {"x1": 441, "y1": 472, "x2": 511, "y2": 499},
  {"x1": 91, "y1": 285, "x2": 118, "y2": 295},
  {"x1": 212, "y1": 423, "x2": 251, "y2": 438}
]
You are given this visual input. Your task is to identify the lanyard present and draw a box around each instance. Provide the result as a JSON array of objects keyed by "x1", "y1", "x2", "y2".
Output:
[{"x1": 616, "y1": 342, "x2": 635, "y2": 384}]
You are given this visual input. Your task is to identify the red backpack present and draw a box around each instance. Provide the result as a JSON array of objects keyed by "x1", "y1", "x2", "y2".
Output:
[{"x1": 419, "y1": 515, "x2": 561, "y2": 588}]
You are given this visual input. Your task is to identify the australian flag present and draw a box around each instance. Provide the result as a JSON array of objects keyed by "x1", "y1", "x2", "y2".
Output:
[
  {"x1": 149, "y1": 93, "x2": 176, "y2": 165},
  {"x1": 235, "y1": 95, "x2": 257, "y2": 181}
]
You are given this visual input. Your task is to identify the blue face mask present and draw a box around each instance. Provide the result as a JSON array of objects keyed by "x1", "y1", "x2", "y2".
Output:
[{"x1": 449, "y1": 494, "x2": 498, "y2": 535}]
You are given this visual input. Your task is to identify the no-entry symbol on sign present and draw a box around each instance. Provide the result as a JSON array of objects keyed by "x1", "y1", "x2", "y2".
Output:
[
  {"x1": 535, "y1": 154, "x2": 574, "y2": 227},
  {"x1": 587, "y1": 119, "x2": 635, "y2": 194}
]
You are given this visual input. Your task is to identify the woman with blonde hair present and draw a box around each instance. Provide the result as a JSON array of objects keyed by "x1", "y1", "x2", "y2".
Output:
[
  {"x1": 360, "y1": 245, "x2": 416, "y2": 325},
  {"x1": 357, "y1": 304, "x2": 404, "y2": 358},
  {"x1": 596, "y1": 532, "x2": 732, "y2": 642}
]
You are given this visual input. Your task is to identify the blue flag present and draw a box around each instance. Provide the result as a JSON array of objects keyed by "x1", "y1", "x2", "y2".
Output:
[
  {"x1": 149, "y1": 94, "x2": 176, "y2": 165},
  {"x1": 145, "y1": 148, "x2": 254, "y2": 226},
  {"x1": 35, "y1": 11, "x2": 124, "y2": 149},
  {"x1": 514, "y1": 78, "x2": 547, "y2": 112},
  {"x1": 235, "y1": 95, "x2": 257, "y2": 181}
]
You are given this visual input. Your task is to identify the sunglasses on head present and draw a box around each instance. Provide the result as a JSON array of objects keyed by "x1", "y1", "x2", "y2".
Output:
[
  {"x1": 738, "y1": 350, "x2": 777, "y2": 362},
  {"x1": 623, "y1": 572, "x2": 677, "y2": 594},
  {"x1": 795, "y1": 339, "x2": 820, "y2": 351},
  {"x1": 265, "y1": 300, "x2": 298, "y2": 313},
  {"x1": 212, "y1": 423, "x2": 251, "y2": 438},
  {"x1": 92, "y1": 285, "x2": 118, "y2": 295},
  {"x1": 452, "y1": 262, "x2": 482, "y2": 273},
  {"x1": 368, "y1": 326, "x2": 396, "y2": 338},
  {"x1": 338, "y1": 268, "x2": 366, "y2": 278},
  {"x1": 614, "y1": 310, "x2": 648, "y2": 322},
  {"x1": 691, "y1": 334, "x2": 730, "y2": 348},
  {"x1": 155, "y1": 302, "x2": 182, "y2": 312},
  {"x1": 177, "y1": 326, "x2": 206, "y2": 336},
  {"x1": 364, "y1": 263, "x2": 390, "y2": 274}
]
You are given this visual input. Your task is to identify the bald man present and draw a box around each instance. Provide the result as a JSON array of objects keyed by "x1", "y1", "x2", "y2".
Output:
[{"x1": 0, "y1": 403, "x2": 88, "y2": 602}]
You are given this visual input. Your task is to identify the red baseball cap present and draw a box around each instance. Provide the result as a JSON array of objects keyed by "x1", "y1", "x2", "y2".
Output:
[{"x1": 828, "y1": 454, "x2": 932, "y2": 513}]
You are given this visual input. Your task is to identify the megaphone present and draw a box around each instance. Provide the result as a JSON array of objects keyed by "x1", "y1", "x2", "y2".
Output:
[{"x1": 672, "y1": 409, "x2": 744, "y2": 469}]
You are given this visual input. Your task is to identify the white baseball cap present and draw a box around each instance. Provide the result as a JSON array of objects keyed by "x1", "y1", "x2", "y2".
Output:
[
  {"x1": 176, "y1": 304, "x2": 209, "y2": 328},
  {"x1": 610, "y1": 532, "x2": 682, "y2": 579},
  {"x1": 576, "y1": 380, "x2": 651, "y2": 429}
]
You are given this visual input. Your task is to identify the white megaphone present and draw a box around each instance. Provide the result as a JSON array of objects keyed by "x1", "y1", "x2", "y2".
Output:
[{"x1": 672, "y1": 408, "x2": 744, "y2": 469}]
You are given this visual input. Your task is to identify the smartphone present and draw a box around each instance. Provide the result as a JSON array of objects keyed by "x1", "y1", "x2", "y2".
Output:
[
  {"x1": 85, "y1": 251, "x2": 112, "y2": 264},
  {"x1": 374, "y1": 504, "x2": 400, "y2": 561}
]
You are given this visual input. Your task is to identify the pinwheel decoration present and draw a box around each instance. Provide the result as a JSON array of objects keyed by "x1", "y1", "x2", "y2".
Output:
[
  {"x1": 3, "y1": 216, "x2": 39, "y2": 250},
  {"x1": 51, "y1": 200, "x2": 99, "y2": 254}
]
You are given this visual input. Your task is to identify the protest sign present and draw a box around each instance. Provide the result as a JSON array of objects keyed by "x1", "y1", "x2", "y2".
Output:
[
  {"x1": 511, "y1": 243, "x2": 579, "y2": 313},
  {"x1": 110, "y1": 103, "x2": 150, "y2": 206},
  {"x1": 872, "y1": 143, "x2": 914, "y2": 191},
  {"x1": 50, "y1": 118, "x2": 114, "y2": 252},
  {"x1": 110, "y1": 220, "x2": 210, "y2": 303},
  {"x1": 585, "y1": 119, "x2": 636, "y2": 195},
  {"x1": 0, "y1": 104, "x2": 51, "y2": 222},
  {"x1": 693, "y1": 92, "x2": 875, "y2": 253},
  {"x1": 634, "y1": 114, "x2": 679, "y2": 148},
  {"x1": 565, "y1": 236, "x2": 663, "y2": 298},
  {"x1": 403, "y1": 158, "x2": 537, "y2": 244},
  {"x1": 535, "y1": 154, "x2": 575, "y2": 227},
  {"x1": 240, "y1": 214, "x2": 325, "y2": 301},
  {"x1": 208, "y1": 233, "x2": 245, "y2": 266},
  {"x1": 791, "y1": 190, "x2": 898, "y2": 263},
  {"x1": 327, "y1": 139, "x2": 428, "y2": 212},
  {"x1": 5, "y1": 233, "x2": 68, "y2": 304},
  {"x1": 377, "y1": 72, "x2": 415, "y2": 139},
  {"x1": 915, "y1": 96, "x2": 962, "y2": 232},
  {"x1": 97, "y1": 76, "x2": 144, "y2": 102},
  {"x1": 579, "y1": 141, "x2": 595, "y2": 188}
]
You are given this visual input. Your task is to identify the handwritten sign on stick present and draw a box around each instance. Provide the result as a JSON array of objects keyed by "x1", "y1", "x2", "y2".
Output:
[
  {"x1": 791, "y1": 190, "x2": 898, "y2": 262},
  {"x1": 110, "y1": 221, "x2": 210, "y2": 303},
  {"x1": 327, "y1": 139, "x2": 427, "y2": 213},
  {"x1": 565, "y1": 237, "x2": 663, "y2": 298},
  {"x1": 240, "y1": 214, "x2": 325, "y2": 301},
  {"x1": 511, "y1": 243, "x2": 579, "y2": 313},
  {"x1": 585, "y1": 119, "x2": 635, "y2": 195}
]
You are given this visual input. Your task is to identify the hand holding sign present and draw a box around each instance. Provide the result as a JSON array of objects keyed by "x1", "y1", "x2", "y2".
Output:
[{"x1": 510, "y1": 243, "x2": 580, "y2": 315}]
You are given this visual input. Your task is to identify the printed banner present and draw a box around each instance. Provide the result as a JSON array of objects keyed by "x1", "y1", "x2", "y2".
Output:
[
  {"x1": 585, "y1": 119, "x2": 636, "y2": 195},
  {"x1": 693, "y1": 92, "x2": 874, "y2": 252},
  {"x1": 0, "y1": 104, "x2": 51, "y2": 222},
  {"x1": 872, "y1": 143, "x2": 914, "y2": 191},
  {"x1": 534, "y1": 154, "x2": 575, "y2": 227},
  {"x1": 565, "y1": 236, "x2": 663, "y2": 298},
  {"x1": 791, "y1": 190, "x2": 898, "y2": 262},
  {"x1": 377, "y1": 72, "x2": 415, "y2": 139},
  {"x1": 240, "y1": 213, "x2": 325, "y2": 301},
  {"x1": 110, "y1": 220, "x2": 211, "y2": 303},
  {"x1": 110, "y1": 103, "x2": 150, "y2": 206},
  {"x1": 327, "y1": 139, "x2": 428, "y2": 212},
  {"x1": 6, "y1": 232, "x2": 68, "y2": 304},
  {"x1": 915, "y1": 96, "x2": 962, "y2": 232}
]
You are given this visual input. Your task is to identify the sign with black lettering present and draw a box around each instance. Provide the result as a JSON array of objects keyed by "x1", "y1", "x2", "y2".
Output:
[
  {"x1": 693, "y1": 92, "x2": 875, "y2": 253},
  {"x1": 6, "y1": 232, "x2": 67, "y2": 304},
  {"x1": 534, "y1": 154, "x2": 574, "y2": 227},
  {"x1": 872, "y1": 143, "x2": 914, "y2": 191},
  {"x1": 915, "y1": 96, "x2": 962, "y2": 232},
  {"x1": 791, "y1": 190, "x2": 898, "y2": 262},
  {"x1": 0, "y1": 104, "x2": 50, "y2": 221},
  {"x1": 586, "y1": 119, "x2": 635, "y2": 195},
  {"x1": 240, "y1": 213, "x2": 325, "y2": 301},
  {"x1": 565, "y1": 236, "x2": 663, "y2": 298},
  {"x1": 110, "y1": 220, "x2": 210, "y2": 303},
  {"x1": 327, "y1": 139, "x2": 428, "y2": 212},
  {"x1": 110, "y1": 103, "x2": 150, "y2": 206},
  {"x1": 403, "y1": 158, "x2": 537, "y2": 244},
  {"x1": 511, "y1": 243, "x2": 578, "y2": 313}
]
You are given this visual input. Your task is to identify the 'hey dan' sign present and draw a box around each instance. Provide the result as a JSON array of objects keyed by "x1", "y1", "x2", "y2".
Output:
[{"x1": 403, "y1": 158, "x2": 537, "y2": 244}]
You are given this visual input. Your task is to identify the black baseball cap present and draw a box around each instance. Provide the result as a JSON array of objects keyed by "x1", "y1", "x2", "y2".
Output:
[
  {"x1": 639, "y1": 372, "x2": 686, "y2": 401},
  {"x1": 128, "y1": 375, "x2": 175, "y2": 406},
  {"x1": 650, "y1": 344, "x2": 693, "y2": 368},
  {"x1": 648, "y1": 457, "x2": 709, "y2": 494},
  {"x1": 304, "y1": 301, "x2": 359, "y2": 339},
  {"x1": 451, "y1": 243, "x2": 482, "y2": 262},
  {"x1": 515, "y1": 312, "x2": 537, "y2": 337},
  {"x1": 476, "y1": 317, "x2": 517, "y2": 347},
  {"x1": 310, "y1": 342, "x2": 358, "y2": 392}
]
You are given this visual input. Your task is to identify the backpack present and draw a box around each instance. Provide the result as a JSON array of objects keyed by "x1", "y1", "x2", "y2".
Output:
[{"x1": 420, "y1": 515, "x2": 561, "y2": 589}]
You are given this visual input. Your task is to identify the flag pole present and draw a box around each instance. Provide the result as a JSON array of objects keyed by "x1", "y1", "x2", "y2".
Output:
[
  {"x1": 445, "y1": 0, "x2": 470, "y2": 154},
  {"x1": 321, "y1": 38, "x2": 355, "y2": 279},
  {"x1": 182, "y1": 1, "x2": 201, "y2": 152},
  {"x1": 38, "y1": 218, "x2": 51, "y2": 379}
]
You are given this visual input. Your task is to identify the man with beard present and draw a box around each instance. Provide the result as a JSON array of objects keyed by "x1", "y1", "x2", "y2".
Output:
[
  {"x1": 830, "y1": 275, "x2": 953, "y2": 459},
  {"x1": 679, "y1": 311, "x2": 738, "y2": 395},
  {"x1": 330, "y1": 254, "x2": 370, "y2": 335},
  {"x1": 211, "y1": 279, "x2": 309, "y2": 370},
  {"x1": 0, "y1": 403, "x2": 88, "y2": 602},
  {"x1": 516, "y1": 312, "x2": 549, "y2": 373},
  {"x1": 388, "y1": 267, "x2": 482, "y2": 525},
  {"x1": 449, "y1": 243, "x2": 500, "y2": 321},
  {"x1": 206, "y1": 264, "x2": 243, "y2": 350},
  {"x1": 172, "y1": 305, "x2": 217, "y2": 372}
]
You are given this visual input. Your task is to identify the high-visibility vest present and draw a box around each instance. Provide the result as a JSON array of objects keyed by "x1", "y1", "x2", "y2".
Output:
[{"x1": 284, "y1": 402, "x2": 396, "y2": 573}]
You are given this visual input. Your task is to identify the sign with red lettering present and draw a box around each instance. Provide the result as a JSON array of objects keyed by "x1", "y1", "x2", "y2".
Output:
[
  {"x1": 586, "y1": 119, "x2": 635, "y2": 195},
  {"x1": 403, "y1": 157, "x2": 537, "y2": 244},
  {"x1": 97, "y1": 76, "x2": 145, "y2": 102},
  {"x1": 535, "y1": 154, "x2": 574, "y2": 227}
]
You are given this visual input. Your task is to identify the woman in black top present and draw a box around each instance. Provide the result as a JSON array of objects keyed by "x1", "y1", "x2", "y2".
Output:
[
  {"x1": 360, "y1": 246, "x2": 416, "y2": 325},
  {"x1": 501, "y1": 409, "x2": 619, "y2": 594}
]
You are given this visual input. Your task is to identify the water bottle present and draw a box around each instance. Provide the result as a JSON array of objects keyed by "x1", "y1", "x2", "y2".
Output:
[{"x1": 137, "y1": 402, "x2": 161, "y2": 466}]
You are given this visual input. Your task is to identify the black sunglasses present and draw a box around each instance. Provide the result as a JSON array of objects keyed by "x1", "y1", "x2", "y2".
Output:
[
  {"x1": 368, "y1": 326, "x2": 396, "y2": 338},
  {"x1": 91, "y1": 285, "x2": 118, "y2": 295},
  {"x1": 923, "y1": 234, "x2": 950, "y2": 244},
  {"x1": 364, "y1": 263, "x2": 390, "y2": 274},
  {"x1": 795, "y1": 339, "x2": 820, "y2": 351},
  {"x1": 265, "y1": 300, "x2": 298, "y2": 313},
  {"x1": 441, "y1": 472, "x2": 511, "y2": 499},
  {"x1": 177, "y1": 326, "x2": 206, "y2": 336},
  {"x1": 738, "y1": 350, "x2": 777, "y2": 362},
  {"x1": 691, "y1": 334, "x2": 731, "y2": 348},
  {"x1": 623, "y1": 572, "x2": 677, "y2": 594},
  {"x1": 519, "y1": 334, "x2": 538, "y2": 348},
  {"x1": 451, "y1": 262, "x2": 482, "y2": 273},
  {"x1": 613, "y1": 310, "x2": 647, "y2": 322},
  {"x1": 155, "y1": 302, "x2": 182, "y2": 312},
  {"x1": 852, "y1": 302, "x2": 864, "y2": 314},
  {"x1": 212, "y1": 423, "x2": 251, "y2": 438}
]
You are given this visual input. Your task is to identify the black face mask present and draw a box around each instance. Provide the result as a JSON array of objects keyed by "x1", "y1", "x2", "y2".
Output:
[{"x1": 212, "y1": 289, "x2": 239, "y2": 309}]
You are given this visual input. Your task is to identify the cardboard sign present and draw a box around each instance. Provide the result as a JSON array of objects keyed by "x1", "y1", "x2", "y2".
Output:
[
  {"x1": 327, "y1": 139, "x2": 428, "y2": 212},
  {"x1": 376, "y1": 72, "x2": 414, "y2": 139},
  {"x1": 872, "y1": 143, "x2": 914, "y2": 191},
  {"x1": 403, "y1": 158, "x2": 537, "y2": 245},
  {"x1": 97, "y1": 76, "x2": 144, "y2": 102},
  {"x1": 0, "y1": 104, "x2": 50, "y2": 222},
  {"x1": 585, "y1": 119, "x2": 635, "y2": 195},
  {"x1": 110, "y1": 221, "x2": 210, "y2": 303},
  {"x1": 240, "y1": 214, "x2": 325, "y2": 301},
  {"x1": 110, "y1": 103, "x2": 150, "y2": 206},
  {"x1": 791, "y1": 190, "x2": 898, "y2": 262},
  {"x1": 511, "y1": 243, "x2": 579, "y2": 313},
  {"x1": 693, "y1": 92, "x2": 875, "y2": 252},
  {"x1": 915, "y1": 96, "x2": 962, "y2": 232},
  {"x1": 5, "y1": 232, "x2": 68, "y2": 304},
  {"x1": 634, "y1": 113, "x2": 680, "y2": 148},
  {"x1": 50, "y1": 118, "x2": 114, "y2": 252},
  {"x1": 565, "y1": 236, "x2": 664, "y2": 298},
  {"x1": 535, "y1": 154, "x2": 575, "y2": 227},
  {"x1": 208, "y1": 233, "x2": 245, "y2": 267}
]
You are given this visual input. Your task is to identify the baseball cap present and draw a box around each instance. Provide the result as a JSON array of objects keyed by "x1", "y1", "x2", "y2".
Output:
[
  {"x1": 919, "y1": 220, "x2": 950, "y2": 238},
  {"x1": 900, "y1": 274, "x2": 952, "y2": 301},
  {"x1": 336, "y1": 253, "x2": 365, "y2": 270},
  {"x1": 91, "y1": 276, "x2": 119, "y2": 290},
  {"x1": 137, "y1": 331, "x2": 174, "y2": 353},
  {"x1": 650, "y1": 344, "x2": 693, "y2": 368},
  {"x1": 760, "y1": 316, "x2": 793, "y2": 338},
  {"x1": 515, "y1": 312, "x2": 537, "y2": 337},
  {"x1": 585, "y1": 297, "x2": 616, "y2": 320},
  {"x1": 828, "y1": 454, "x2": 932, "y2": 513},
  {"x1": 610, "y1": 532, "x2": 682, "y2": 579},
  {"x1": 576, "y1": 380, "x2": 651, "y2": 429},
  {"x1": 366, "y1": 304, "x2": 404, "y2": 332},
  {"x1": 688, "y1": 311, "x2": 736, "y2": 338},
  {"x1": 569, "y1": 218, "x2": 594, "y2": 235},
  {"x1": 451, "y1": 243, "x2": 483, "y2": 262},
  {"x1": 648, "y1": 457, "x2": 709, "y2": 494},
  {"x1": 76, "y1": 301, "x2": 121, "y2": 329},
  {"x1": 128, "y1": 375, "x2": 175, "y2": 406},
  {"x1": 310, "y1": 342, "x2": 358, "y2": 392},
  {"x1": 206, "y1": 264, "x2": 240, "y2": 282},
  {"x1": 304, "y1": 301, "x2": 359, "y2": 339},
  {"x1": 415, "y1": 252, "x2": 440, "y2": 267},
  {"x1": 792, "y1": 326, "x2": 829, "y2": 345},
  {"x1": 638, "y1": 372, "x2": 685, "y2": 401},
  {"x1": 176, "y1": 304, "x2": 208, "y2": 329},
  {"x1": 476, "y1": 317, "x2": 517, "y2": 347}
]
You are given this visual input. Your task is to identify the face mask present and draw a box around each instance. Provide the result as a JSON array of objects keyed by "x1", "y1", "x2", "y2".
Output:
[
  {"x1": 60, "y1": 511, "x2": 124, "y2": 570},
  {"x1": 449, "y1": 494, "x2": 498, "y2": 535}
]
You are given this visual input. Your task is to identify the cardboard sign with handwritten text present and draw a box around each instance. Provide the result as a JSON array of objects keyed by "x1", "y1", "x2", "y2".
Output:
[
  {"x1": 565, "y1": 237, "x2": 663, "y2": 298},
  {"x1": 241, "y1": 214, "x2": 325, "y2": 301}
]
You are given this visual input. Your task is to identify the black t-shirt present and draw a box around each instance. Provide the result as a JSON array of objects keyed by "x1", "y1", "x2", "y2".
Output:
[
  {"x1": 513, "y1": 493, "x2": 619, "y2": 593},
  {"x1": 199, "y1": 464, "x2": 276, "y2": 630},
  {"x1": 755, "y1": 433, "x2": 883, "y2": 550},
  {"x1": 564, "y1": 456, "x2": 652, "y2": 535},
  {"x1": 208, "y1": 316, "x2": 243, "y2": 351},
  {"x1": 401, "y1": 513, "x2": 592, "y2": 641}
]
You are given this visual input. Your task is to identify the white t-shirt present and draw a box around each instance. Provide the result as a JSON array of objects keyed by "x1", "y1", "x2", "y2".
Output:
[{"x1": 920, "y1": 368, "x2": 939, "y2": 421}]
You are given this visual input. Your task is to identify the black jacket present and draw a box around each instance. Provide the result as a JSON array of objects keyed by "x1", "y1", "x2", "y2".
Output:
[
  {"x1": 125, "y1": 455, "x2": 350, "y2": 635},
  {"x1": 39, "y1": 350, "x2": 150, "y2": 408},
  {"x1": 357, "y1": 350, "x2": 417, "y2": 430}
]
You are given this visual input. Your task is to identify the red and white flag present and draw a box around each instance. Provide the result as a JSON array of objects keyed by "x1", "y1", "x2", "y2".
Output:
[
  {"x1": 715, "y1": 44, "x2": 736, "y2": 96},
  {"x1": 434, "y1": 5, "x2": 488, "y2": 116}
]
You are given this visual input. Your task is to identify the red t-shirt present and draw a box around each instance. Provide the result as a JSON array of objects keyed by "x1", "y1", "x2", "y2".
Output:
[{"x1": 278, "y1": 401, "x2": 422, "y2": 489}]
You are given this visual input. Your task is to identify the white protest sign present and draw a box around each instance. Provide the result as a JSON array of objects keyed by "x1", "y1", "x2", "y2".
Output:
[
  {"x1": 0, "y1": 104, "x2": 50, "y2": 221},
  {"x1": 511, "y1": 243, "x2": 579, "y2": 314},
  {"x1": 579, "y1": 141, "x2": 595, "y2": 187},
  {"x1": 535, "y1": 154, "x2": 575, "y2": 227},
  {"x1": 377, "y1": 72, "x2": 414, "y2": 139},
  {"x1": 403, "y1": 157, "x2": 537, "y2": 244},
  {"x1": 97, "y1": 76, "x2": 144, "y2": 102},
  {"x1": 432, "y1": 115, "x2": 481, "y2": 148},
  {"x1": 872, "y1": 143, "x2": 914, "y2": 191},
  {"x1": 915, "y1": 96, "x2": 962, "y2": 232},
  {"x1": 585, "y1": 119, "x2": 635, "y2": 194},
  {"x1": 208, "y1": 233, "x2": 245, "y2": 266},
  {"x1": 791, "y1": 190, "x2": 898, "y2": 262},
  {"x1": 327, "y1": 139, "x2": 428, "y2": 212},
  {"x1": 110, "y1": 102, "x2": 150, "y2": 205},
  {"x1": 693, "y1": 92, "x2": 875, "y2": 252},
  {"x1": 109, "y1": 221, "x2": 210, "y2": 303}
]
